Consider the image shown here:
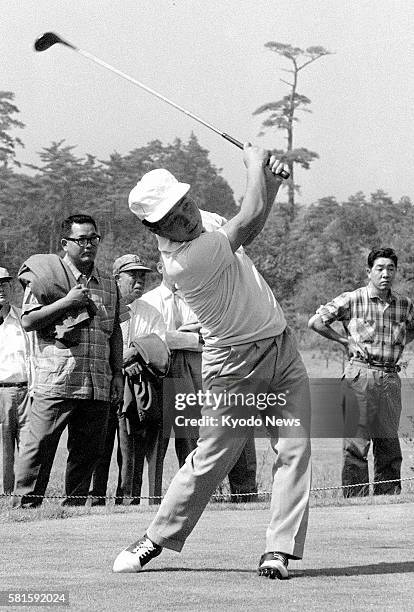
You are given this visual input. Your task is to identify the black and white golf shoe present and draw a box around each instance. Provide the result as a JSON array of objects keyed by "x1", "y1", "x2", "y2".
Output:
[
  {"x1": 258, "y1": 552, "x2": 289, "y2": 579},
  {"x1": 113, "y1": 535, "x2": 162, "y2": 573}
]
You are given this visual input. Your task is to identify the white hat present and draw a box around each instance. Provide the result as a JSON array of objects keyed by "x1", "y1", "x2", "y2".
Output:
[
  {"x1": 0, "y1": 267, "x2": 12, "y2": 281},
  {"x1": 128, "y1": 169, "x2": 190, "y2": 223}
]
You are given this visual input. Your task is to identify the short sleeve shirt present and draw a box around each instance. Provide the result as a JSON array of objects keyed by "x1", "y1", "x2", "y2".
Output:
[
  {"x1": 161, "y1": 230, "x2": 286, "y2": 347},
  {"x1": 316, "y1": 285, "x2": 414, "y2": 364}
]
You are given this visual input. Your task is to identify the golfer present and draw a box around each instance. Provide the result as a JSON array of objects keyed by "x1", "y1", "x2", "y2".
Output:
[{"x1": 113, "y1": 143, "x2": 311, "y2": 580}]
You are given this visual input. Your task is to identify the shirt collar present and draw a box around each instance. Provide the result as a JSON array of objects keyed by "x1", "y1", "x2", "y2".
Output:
[
  {"x1": 366, "y1": 283, "x2": 396, "y2": 303},
  {"x1": 159, "y1": 281, "x2": 174, "y2": 299},
  {"x1": 3, "y1": 305, "x2": 18, "y2": 322},
  {"x1": 159, "y1": 281, "x2": 184, "y2": 301},
  {"x1": 63, "y1": 254, "x2": 100, "y2": 283}
]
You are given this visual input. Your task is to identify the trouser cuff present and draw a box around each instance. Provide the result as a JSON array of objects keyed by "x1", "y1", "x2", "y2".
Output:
[{"x1": 147, "y1": 529, "x2": 185, "y2": 552}]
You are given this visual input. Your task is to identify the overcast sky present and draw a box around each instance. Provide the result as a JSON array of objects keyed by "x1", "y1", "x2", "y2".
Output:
[{"x1": 3, "y1": 0, "x2": 413, "y2": 204}]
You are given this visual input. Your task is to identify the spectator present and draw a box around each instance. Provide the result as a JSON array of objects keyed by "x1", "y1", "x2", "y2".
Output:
[
  {"x1": 13, "y1": 214, "x2": 123, "y2": 507},
  {"x1": 0, "y1": 267, "x2": 30, "y2": 495},
  {"x1": 309, "y1": 247, "x2": 414, "y2": 496},
  {"x1": 93, "y1": 254, "x2": 169, "y2": 506}
]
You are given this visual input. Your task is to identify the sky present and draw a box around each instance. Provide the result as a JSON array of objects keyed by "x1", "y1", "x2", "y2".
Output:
[{"x1": 2, "y1": 0, "x2": 414, "y2": 205}]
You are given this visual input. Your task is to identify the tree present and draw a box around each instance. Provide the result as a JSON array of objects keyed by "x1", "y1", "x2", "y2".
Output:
[
  {"x1": 245, "y1": 200, "x2": 303, "y2": 308},
  {"x1": 27, "y1": 141, "x2": 109, "y2": 253},
  {"x1": 253, "y1": 43, "x2": 332, "y2": 217},
  {"x1": 0, "y1": 91, "x2": 25, "y2": 168},
  {"x1": 0, "y1": 168, "x2": 46, "y2": 282}
]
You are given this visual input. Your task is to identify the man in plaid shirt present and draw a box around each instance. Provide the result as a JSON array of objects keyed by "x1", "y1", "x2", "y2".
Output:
[
  {"x1": 13, "y1": 214, "x2": 123, "y2": 508},
  {"x1": 309, "y1": 247, "x2": 414, "y2": 496}
]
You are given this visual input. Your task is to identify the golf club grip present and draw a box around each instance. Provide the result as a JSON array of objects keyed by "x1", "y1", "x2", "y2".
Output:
[
  {"x1": 221, "y1": 133, "x2": 290, "y2": 179},
  {"x1": 274, "y1": 168, "x2": 290, "y2": 180}
]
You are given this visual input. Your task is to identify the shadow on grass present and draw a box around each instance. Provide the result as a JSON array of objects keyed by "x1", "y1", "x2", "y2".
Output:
[
  {"x1": 291, "y1": 561, "x2": 414, "y2": 578},
  {"x1": 144, "y1": 561, "x2": 414, "y2": 577},
  {"x1": 145, "y1": 568, "x2": 253, "y2": 573}
]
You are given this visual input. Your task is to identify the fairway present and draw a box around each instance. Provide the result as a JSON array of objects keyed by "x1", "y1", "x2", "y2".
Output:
[{"x1": 1, "y1": 501, "x2": 413, "y2": 611}]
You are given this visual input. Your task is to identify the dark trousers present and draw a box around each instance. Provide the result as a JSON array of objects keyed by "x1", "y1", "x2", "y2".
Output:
[
  {"x1": 89, "y1": 405, "x2": 165, "y2": 506},
  {"x1": 342, "y1": 362, "x2": 402, "y2": 497},
  {"x1": 228, "y1": 430, "x2": 257, "y2": 501},
  {"x1": 161, "y1": 350, "x2": 201, "y2": 467},
  {"x1": 13, "y1": 394, "x2": 109, "y2": 507},
  {"x1": 117, "y1": 413, "x2": 165, "y2": 505},
  {"x1": 89, "y1": 403, "x2": 123, "y2": 505}
]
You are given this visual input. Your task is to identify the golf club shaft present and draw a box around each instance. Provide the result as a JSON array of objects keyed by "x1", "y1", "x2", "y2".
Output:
[
  {"x1": 39, "y1": 33, "x2": 288, "y2": 177},
  {"x1": 76, "y1": 48, "x2": 242, "y2": 147}
]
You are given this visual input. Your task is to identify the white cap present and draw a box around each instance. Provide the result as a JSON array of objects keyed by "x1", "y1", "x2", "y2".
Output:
[
  {"x1": 128, "y1": 169, "x2": 190, "y2": 223},
  {"x1": 0, "y1": 267, "x2": 12, "y2": 281}
]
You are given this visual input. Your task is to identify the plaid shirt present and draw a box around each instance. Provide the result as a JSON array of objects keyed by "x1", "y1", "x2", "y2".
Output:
[
  {"x1": 317, "y1": 285, "x2": 414, "y2": 365},
  {"x1": 23, "y1": 256, "x2": 119, "y2": 401}
]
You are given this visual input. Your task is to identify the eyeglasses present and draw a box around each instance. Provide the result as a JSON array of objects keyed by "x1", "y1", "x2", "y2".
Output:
[{"x1": 64, "y1": 235, "x2": 101, "y2": 247}]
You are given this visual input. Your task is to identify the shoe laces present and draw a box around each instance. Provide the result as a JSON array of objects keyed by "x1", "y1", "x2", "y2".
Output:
[
  {"x1": 272, "y1": 552, "x2": 288, "y2": 567},
  {"x1": 131, "y1": 536, "x2": 158, "y2": 558}
]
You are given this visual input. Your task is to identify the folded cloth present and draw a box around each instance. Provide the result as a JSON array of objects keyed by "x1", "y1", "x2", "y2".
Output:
[
  {"x1": 18, "y1": 254, "x2": 97, "y2": 347},
  {"x1": 121, "y1": 333, "x2": 170, "y2": 428},
  {"x1": 124, "y1": 333, "x2": 170, "y2": 378}
]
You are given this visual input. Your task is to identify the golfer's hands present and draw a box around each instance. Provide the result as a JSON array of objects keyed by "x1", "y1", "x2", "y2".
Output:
[
  {"x1": 267, "y1": 153, "x2": 287, "y2": 180},
  {"x1": 243, "y1": 142, "x2": 269, "y2": 169},
  {"x1": 243, "y1": 142, "x2": 287, "y2": 180},
  {"x1": 64, "y1": 284, "x2": 91, "y2": 309}
]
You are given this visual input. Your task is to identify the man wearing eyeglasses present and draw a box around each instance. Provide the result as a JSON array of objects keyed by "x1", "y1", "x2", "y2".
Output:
[{"x1": 13, "y1": 214, "x2": 123, "y2": 508}]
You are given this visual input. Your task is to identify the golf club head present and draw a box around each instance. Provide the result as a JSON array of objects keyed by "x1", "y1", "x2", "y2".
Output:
[{"x1": 34, "y1": 32, "x2": 76, "y2": 52}]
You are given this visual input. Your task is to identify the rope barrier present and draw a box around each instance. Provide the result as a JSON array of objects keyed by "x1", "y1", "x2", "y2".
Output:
[{"x1": 2, "y1": 475, "x2": 413, "y2": 503}]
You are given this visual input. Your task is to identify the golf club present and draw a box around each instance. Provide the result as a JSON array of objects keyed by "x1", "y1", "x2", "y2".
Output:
[{"x1": 34, "y1": 32, "x2": 289, "y2": 179}]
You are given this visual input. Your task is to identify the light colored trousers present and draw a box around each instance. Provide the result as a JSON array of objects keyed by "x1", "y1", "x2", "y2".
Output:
[
  {"x1": 164, "y1": 350, "x2": 258, "y2": 495},
  {"x1": 147, "y1": 327, "x2": 311, "y2": 559},
  {"x1": 0, "y1": 386, "x2": 29, "y2": 494},
  {"x1": 341, "y1": 361, "x2": 402, "y2": 496}
]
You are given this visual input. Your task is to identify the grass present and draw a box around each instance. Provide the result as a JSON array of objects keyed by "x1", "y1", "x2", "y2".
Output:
[{"x1": 1, "y1": 502, "x2": 413, "y2": 611}]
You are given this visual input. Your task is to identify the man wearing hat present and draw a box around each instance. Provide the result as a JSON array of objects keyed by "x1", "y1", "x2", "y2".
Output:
[
  {"x1": 0, "y1": 267, "x2": 30, "y2": 495},
  {"x1": 113, "y1": 144, "x2": 311, "y2": 580},
  {"x1": 89, "y1": 254, "x2": 169, "y2": 505}
]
